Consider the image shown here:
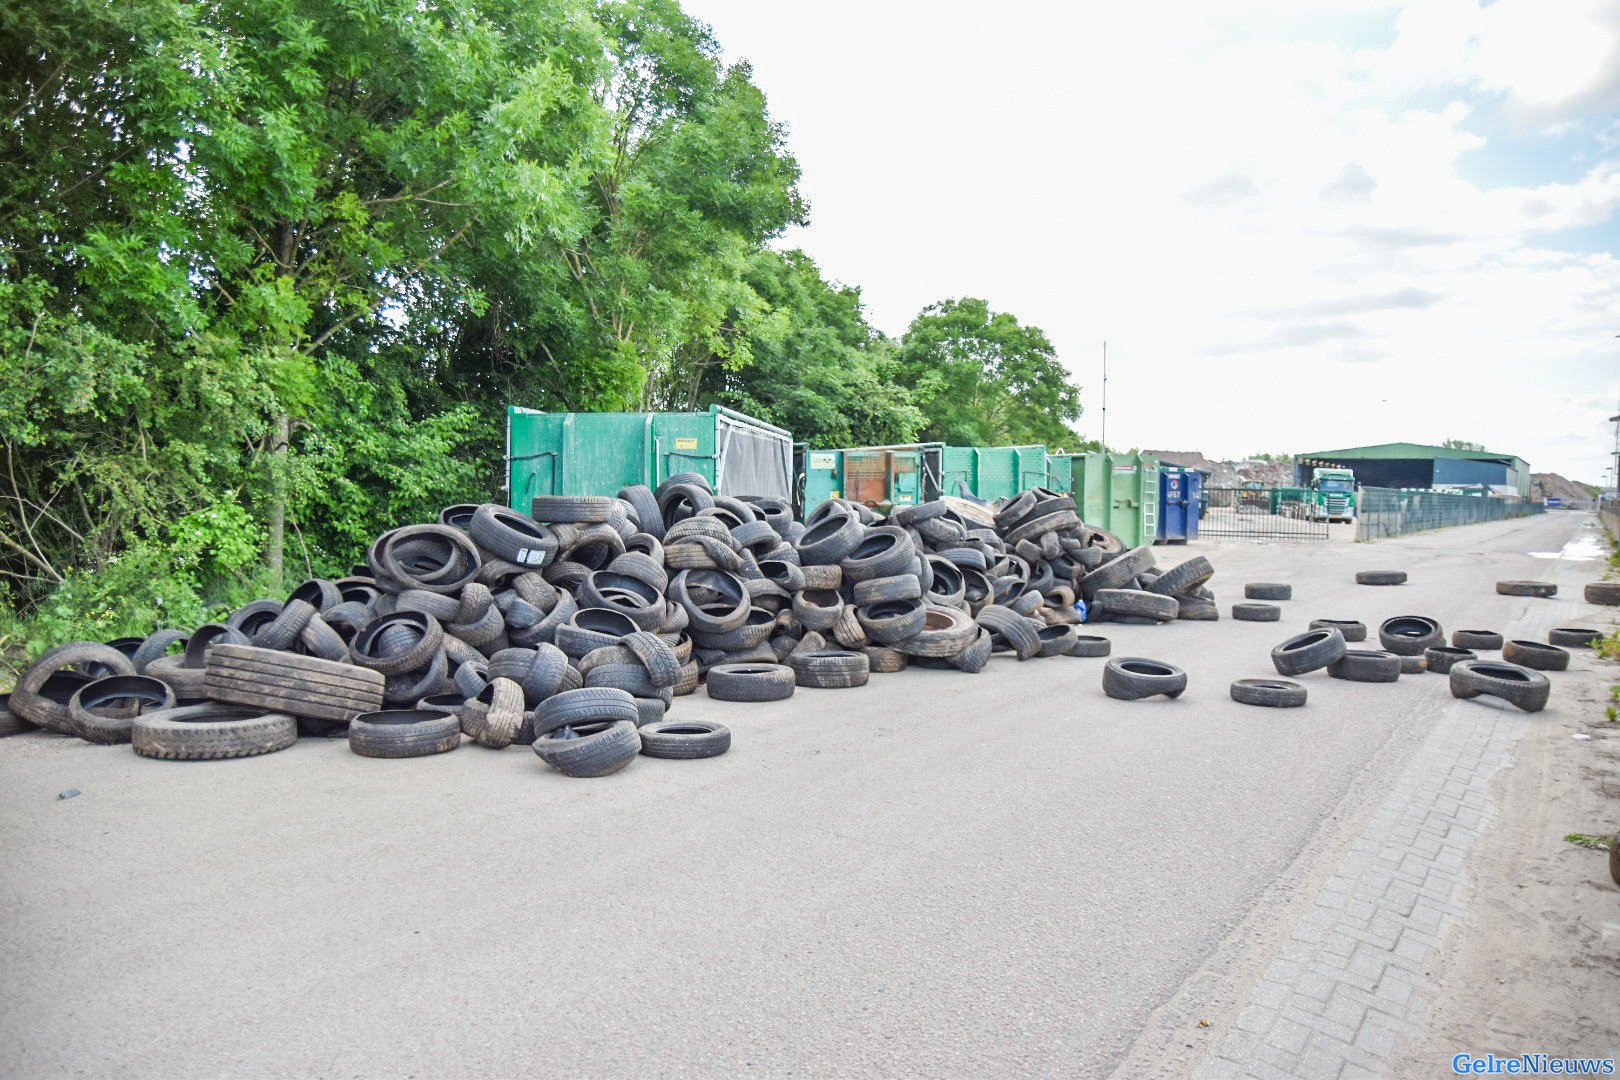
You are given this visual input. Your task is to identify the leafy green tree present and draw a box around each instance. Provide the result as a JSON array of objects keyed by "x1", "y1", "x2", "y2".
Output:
[
  {"x1": 697, "y1": 250, "x2": 923, "y2": 447},
  {"x1": 1441, "y1": 438, "x2": 1486, "y2": 452},
  {"x1": 896, "y1": 298, "x2": 1084, "y2": 448}
]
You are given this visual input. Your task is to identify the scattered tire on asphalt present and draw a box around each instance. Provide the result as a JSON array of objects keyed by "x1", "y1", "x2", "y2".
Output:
[
  {"x1": 132, "y1": 704, "x2": 298, "y2": 761},
  {"x1": 1496, "y1": 580, "x2": 1556, "y2": 598},
  {"x1": 1355, "y1": 571, "x2": 1406, "y2": 586},
  {"x1": 1378, "y1": 616, "x2": 1443, "y2": 656},
  {"x1": 1229, "y1": 678, "x2": 1306, "y2": 707},
  {"x1": 1244, "y1": 583, "x2": 1292, "y2": 601},
  {"x1": 1310, "y1": 619, "x2": 1367, "y2": 643},
  {"x1": 1232, "y1": 602, "x2": 1281, "y2": 622},
  {"x1": 706, "y1": 663, "x2": 796, "y2": 702},
  {"x1": 638, "y1": 720, "x2": 731, "y2": 760},
  {"x1": 1585, "y1": 582, "x2": 1620, "y2": 605},
  {"x1": 1423, "y1": 646, "x2": 1476, "y2": 674},
  {"x1": 1270, "y1": 628, "x2": 1347, "y2": 676},
  {"x1": 1102, "y1": 657, "x2": 1187, "y2": 700},
  {"x1": 349, "y1": 709, "x2": 462, "y2": 758},
  {"x1": 1452, "y1": 629, "x2": 1504, "y2": 651},
  {"x1": 1501, "y1": 639, "x2": 1570, "y2": 671},
  {"x1": 1547, "y1": 628, "x2": 1602, "y2": 648},
  {"x1": 1328, "y1": 650, "x2": 1401, "y2": 683},
  {"x1": 1449, "y1": 660, "x2": 1550, "y2": 713}
]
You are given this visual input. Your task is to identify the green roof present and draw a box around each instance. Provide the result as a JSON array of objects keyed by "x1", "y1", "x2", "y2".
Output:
[{"x1": 1297, "y1": 442, "x2": 1526, "y2": 467}]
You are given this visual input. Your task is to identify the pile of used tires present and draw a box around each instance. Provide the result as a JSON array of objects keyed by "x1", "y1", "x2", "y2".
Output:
[{"x1": 3, "y1": 480, "x2": 1222, "y2": 774}]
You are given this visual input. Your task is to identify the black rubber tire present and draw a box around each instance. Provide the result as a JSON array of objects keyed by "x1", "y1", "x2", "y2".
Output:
[
  {"x1": 146, "y1": 655, "x2": 207, "y2": 700},
  {"x1": 69, "y1": 675, "x2": 176, "y2": 744},
  {"x1": 1232, "y1": 603, "x2": 1281, "y2": 622},
  {"x1": 891, "y1": 605, "x2": 979, "y2": 658},
  {"x1": 1355, "y1": 571, "x2": 1406, "y2": 586},
  {"x1": 532, "y1": 719, "x2": 641, "y2": 776},
  {"x1": 0, "y1": 694, "x2": 34, "y2": 738},
  {"x1": 1423, "y1": 646, "x2": 1475, "y2": 674},
  {"x1": 1398, "y1": 654, "x2": 1426, "y2": 675},
  {"x1": 555, "y1": 608, "x2": 640, "y2": 659},
  {"x1": 1328, "y1": 650, "x2": 1401, "y2": 683},
  {"x1": 976, "y1": 604, "x2": 1041, "y2": 659},
  {"x1": 577, "y1": 570, "x2": 665, "y2": 631},
  {"x1": 1080, "y1": 546, "x2": 1156, "y2": 598},
  {"x1": 839, "y1": 527, "x2": 915, "y2": 583},
  {"x1": 706, "y1": 663, "x2": 793, "y2": 705},
  {"x1": 131, "y1": 630, "x2": 188, "y2": 673},
  {"x1": 1585, "y1": 582, "x2": 1620, "y2": 605},
  {"x1": 1230, "y1": 678, "x2": 1306, "y2": 707},
  {"x1": 1452, "y1": 629, "x2": 1504, "y2": 650},
  {"x1": 12, "y1": 642, "x2": 136, "y2": 735},
  {"x1": 531, "y1": 687, "x2": 640, "y2": 736},
  {"x1": 132, "y1": 704, "x2": 298, "y2": 760},
  {"x1": 468, "y1": 505, "x2": 554, "y2": 568},
  {"x1": 856, "y1": 599, "x2": 927, "y2": 644},
  {"x1": 607, "y1": 551, "x2": 668, "y2": 592},
  {"x1": 349, "y1": 612, "x2": 445, "y2": 676},
  {"x1": 226, "y1": 599, "x2": 284, "y2": 637},
  {"x1": 618, "y1": 485, "x2": 665, "y2": 540},
  {"x1": 1145, "y1": 556, "x2": 1214, "y2": 597},
  {"x1": 1501, "y1": 639, "x2": 1569, "y2": 671},
  {"x1": 1035, "y1": 625, "x2": 1079, "y2": 658},
  {"x1": 1310, "y1": 619, "x2": 1367, "y2": 643},
  {"x1": 669, "y1": 570, "x2": 750, "y2": 635},
  {"x1": 787, "y1": 650, "x2": 870, "y2": 689},
  {"x1": 348, "y1": 709, "x2": 461, "y2": 758},
  {"x1": 950, "y1": 630, "x2": 993, "y2": 673},
  {"x1": 375, "y1": 524, "x2": 482, "y2": 593},
  {"x1": 1067, "y1": 634, "x2": 1112, "y2": 658},
  {"x1": 796, "y1": 510, "x2": 865, "y2": 566},
  {"x1": 1449, "y1": 660, "x2": 1550, "y2": 712},
  {"x1": 1244, "y1": 583, "x2": 1292, "y2": 601},
  {"x1": 203, "y1": 644, "x2": 385, "y2": 722},
  {"x1": 791, "y1": 589, "x2": 844, "y2": 632},
  {"x1": 458, "y1": 677, "x2": 526, "y2": 748},
  {"x1": 1496, "y1": 580, "x2": 1556, "y2": 598},
  {"x1": 1093, "y1": 589, "x2": 1178, "y2": 623},
  {"x1": 688, "y1": 609, "x2": 777, "y2": 652},
  {"x1": 1548, "y1": 628, "x2": 1602, "y2": 648},
  {"x1": 862, "y1": 646, "x2": 908, "y2": 673},
  {"x1": 638, "y1": 719, "x2": 731, "y2": 759},
  {"x1": 800, "y1": 565, "x2": 842, "y2": 590},
  {"x1": 1378, "y1": 616, "x2": 1443, "y2": 656},
  {"x1": 1102, "y1": 657, "x2": 1187, "y2": 700},
  {"x1": 852, "y1": 575, "x2": 923, "y2": 606},
  {"x1": 582, "y1": 661, "x2": 665, "y2": 699},
  {"x1": 1174, "y1": 596, "x2": 1219, "y2": 621},
  {"x1": 288, "y1": 578, "x2": 344, "y2": 614},
  {"x1": 531, "y1": 494, "x2": 615, "y2": 525},
  {"x1": 1271, "y1": 628, "x2": 1348, "y2": 676}
]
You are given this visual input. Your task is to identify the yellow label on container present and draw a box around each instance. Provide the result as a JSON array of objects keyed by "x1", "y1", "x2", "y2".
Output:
[{"x1": 674, "y1": 437, "x2": 698, "y2": 450}]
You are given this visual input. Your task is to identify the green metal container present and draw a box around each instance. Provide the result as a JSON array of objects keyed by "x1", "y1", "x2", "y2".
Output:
[
  {"x1": 801, "y1": 443, "x2": 943, "y2": 516},
  {"x1": 938, "y1": 444, "x2": 1049, "y2": 501},
  {"x1": 505, "y1": 405, "x2": 792, "y2": 511},
  {"x1": 1055, "y1": 451, "x2": 1160, "y2": 547}
]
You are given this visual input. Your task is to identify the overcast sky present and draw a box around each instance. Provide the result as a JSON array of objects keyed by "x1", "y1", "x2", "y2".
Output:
[{"x1": 681, "y1": 0, "x2": 1620, "y2": 484}]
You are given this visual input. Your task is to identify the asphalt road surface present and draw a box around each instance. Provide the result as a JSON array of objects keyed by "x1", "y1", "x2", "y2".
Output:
[{"x1": 0, "y1": 511, "x2": 1603, "y2": 1079}]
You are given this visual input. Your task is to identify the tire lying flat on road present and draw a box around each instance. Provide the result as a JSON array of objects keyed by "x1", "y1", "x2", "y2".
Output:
[
  {"x1": 1378, "y1": 616, "x2": 1443, "y2": 656},
  {"x1": 1585, "y1": 582, "x2": 1620, "y2": 605},
  {"x1": 1449, "y1": 660, "x2": 1550, "y2": 713},
  {"x1": 1310, "y1": 619, "x2": 1366, "y2": 643},
  {"x1": 1230, "y1": 678, "x2": 1306, "y2": 708},
  {"x1": 132, "y1": 704, "x2": 298, "y2": 761},
  {"x1": 1423, "y1": 646, "x2": 1475, "y2": 674},
  {"x1": 1495, "y1": 580, "x2": 1556, "y2": 598},
  {"x1": 1501, "y1": 639, "x2": 1570, "y2": 671},
  {"x1": 205, "y1": 644, "x2": 385, "y2": 722},
  {"x1": 1548, "y1": 628, "x2": 1602, "y2": 648},
  {"x1": 1244, "y1": 583, "x2": 1292, "y2": 601},
  {"x1": 1328, "y1": 650, "x2": 1401, "y2": 683},
  {"x1": 1356, "y1": 571, "x2": 1406, "y2": 586},
  {"x1": 1232, "y1": 602, "x2": 1281, "y2": 622},
  {"x1": 1452, "y1": 629, "x2": 1503, "y2": 650},
  {"x1": 349, "y1": 709, "x2": 461, "y2": 758}
]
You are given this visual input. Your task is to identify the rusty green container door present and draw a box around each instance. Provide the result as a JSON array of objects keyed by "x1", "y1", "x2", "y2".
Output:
[
  {"x1": 798, "y1": 443, "x2": 943, "y2": 517},
  {"x1": 1045, "y1": 454, "x2": 1074, "y2": 494},
  {"x1": 937, "y1": 445, "x2": 1048, "y2": 501}
]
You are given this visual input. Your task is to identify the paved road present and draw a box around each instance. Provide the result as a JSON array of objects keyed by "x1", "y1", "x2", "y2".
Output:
[{"x1": 0, "y1": 511, "x2": 1604, "y2": 1079}]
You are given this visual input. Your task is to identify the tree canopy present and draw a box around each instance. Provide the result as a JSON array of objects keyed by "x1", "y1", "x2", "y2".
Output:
[
  {"x1": 0, "y1": 0, "x2": 1086, "y2": 648},
  {"x1": 895, "y1": 298, "x2": 1085, "y2": 449}
]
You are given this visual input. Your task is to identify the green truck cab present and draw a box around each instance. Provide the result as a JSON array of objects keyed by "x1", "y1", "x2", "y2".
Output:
[{"x1": 1307, "y1": 466, "x2": 1356, "y2": 522}]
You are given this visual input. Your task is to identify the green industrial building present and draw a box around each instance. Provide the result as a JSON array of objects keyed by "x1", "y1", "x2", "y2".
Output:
[{"x1": 1295, "y1": 442, "x2": 1530, "y2": 497}]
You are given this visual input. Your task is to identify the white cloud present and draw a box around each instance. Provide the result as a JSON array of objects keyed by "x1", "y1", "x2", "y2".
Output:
[{"x1": 683, "y1": 0, "x2": 1620, "y2": 481}]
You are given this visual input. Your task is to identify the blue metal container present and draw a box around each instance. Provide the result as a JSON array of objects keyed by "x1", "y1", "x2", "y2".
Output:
[{"x1": 1156, "y1": 467, "x2": 1202, "y2": 544}]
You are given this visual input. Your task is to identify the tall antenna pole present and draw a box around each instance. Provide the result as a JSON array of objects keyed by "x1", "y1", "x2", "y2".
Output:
[{"x1": 1100, "y1": 341, "x2": 1108, "y2": 453}]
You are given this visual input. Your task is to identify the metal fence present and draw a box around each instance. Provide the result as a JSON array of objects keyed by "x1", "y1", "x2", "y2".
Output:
[
  {"x1": 1355, "y1": 487, "x2": 1544, "y2": 540},
  {"x1": 1200, "y1": 487, "x2": 1330, "y2": 541},
  {"x1": 1599, "y1": 494, "x2": 1620, "y2": 540}
]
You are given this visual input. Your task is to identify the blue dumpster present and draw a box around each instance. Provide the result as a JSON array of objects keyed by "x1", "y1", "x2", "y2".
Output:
[{"x1": 1156, "y1": 467, "x2": 1202, "y2": 544}]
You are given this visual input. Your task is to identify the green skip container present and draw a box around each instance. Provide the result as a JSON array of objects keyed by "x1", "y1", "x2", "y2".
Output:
[
  {"x1": 1046, "y1": 451, "x2": 1160, "y2": 548},
  {"x1": 938, "y1": 444, "x2": 1049, "y2": 502},
  {"x1": 505, "y1": 405, "x2": 793, "y2": 511}
]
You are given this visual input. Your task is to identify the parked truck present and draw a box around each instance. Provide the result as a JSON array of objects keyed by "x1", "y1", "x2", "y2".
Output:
[{"x1": 1305, "y1": 466, "x2": 1356, "y2": 522}]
